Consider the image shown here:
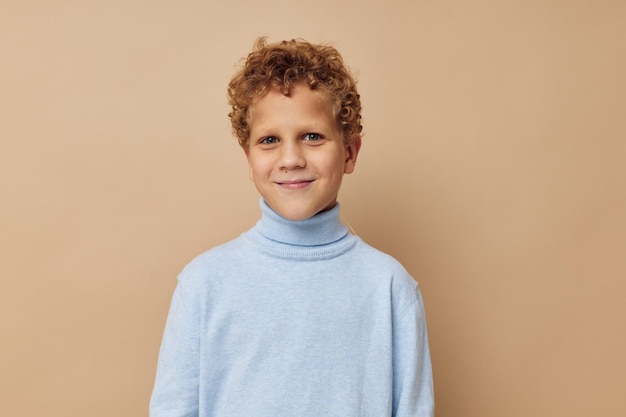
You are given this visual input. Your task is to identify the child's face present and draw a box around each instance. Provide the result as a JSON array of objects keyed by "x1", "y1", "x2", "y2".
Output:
[{"x1": 245, "y1": 82, "x2": 360, "y2": 221}]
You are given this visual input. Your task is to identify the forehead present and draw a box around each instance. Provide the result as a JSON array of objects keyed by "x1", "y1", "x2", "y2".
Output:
[{"x1": 248, "y1": 83, "x2": 338, "y2": 130}]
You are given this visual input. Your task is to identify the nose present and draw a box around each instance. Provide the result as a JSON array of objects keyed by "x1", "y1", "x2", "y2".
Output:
[{"x1": 278, "y1": 140, "x2": 306, "y2": 171}]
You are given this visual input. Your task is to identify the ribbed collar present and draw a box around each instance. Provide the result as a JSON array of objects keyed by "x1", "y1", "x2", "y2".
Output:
[
  {"x1": 244, "y1": 199, "x2": 356, "y2": 259},
  {"x1": 256, "y1": 199, "x2": 348, "y2": 246}
]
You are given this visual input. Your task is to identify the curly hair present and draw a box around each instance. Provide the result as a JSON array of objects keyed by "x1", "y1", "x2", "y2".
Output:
[{"x1": 227, "y1": 37, "x2": 362, "y2": 148}]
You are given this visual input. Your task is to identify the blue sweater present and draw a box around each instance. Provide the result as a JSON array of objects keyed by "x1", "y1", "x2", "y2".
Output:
[{"x1": 150, "y1": 200, "x2": 434, "y2": 417}]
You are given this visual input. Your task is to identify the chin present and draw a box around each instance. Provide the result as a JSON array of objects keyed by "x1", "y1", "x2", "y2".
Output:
[
  {"x1": 273, "y1": 205, "x2": 318, "y2": 221},
  {"x1": 265, "y1": 197, "x2": 337, "y2": 221},
  {"x1": 282, "y1": 204, "x2": 337, "y2": 221},
  {"x1": 280, "y1": 211, "x2": 317, "y2": 221}
]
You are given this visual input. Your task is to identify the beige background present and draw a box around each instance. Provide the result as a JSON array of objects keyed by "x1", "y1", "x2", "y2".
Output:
[{"x1": 1, "y1": 1, "x2": 625, "y2": 416}]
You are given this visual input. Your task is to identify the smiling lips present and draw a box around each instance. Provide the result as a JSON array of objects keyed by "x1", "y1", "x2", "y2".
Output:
[{"x1": 276, "y1": 179, "x2": 314, "y2": 190}]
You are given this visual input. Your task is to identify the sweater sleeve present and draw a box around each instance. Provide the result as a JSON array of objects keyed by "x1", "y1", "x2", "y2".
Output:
[
  {"x1": 392, "y1": 287, "x2": 435, "y2": 417},
  {"x1": 150, "y1": 276, "x2": 201, "y2": 417}
]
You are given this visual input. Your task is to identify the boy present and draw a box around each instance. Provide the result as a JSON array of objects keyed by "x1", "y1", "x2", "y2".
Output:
[{"x1": 150, "y1": 38, "x2": 434, "y2": 417}]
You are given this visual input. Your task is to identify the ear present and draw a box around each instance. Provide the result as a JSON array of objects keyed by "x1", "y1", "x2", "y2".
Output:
[{"x1": 343, "y1": 135, "x2": 361, "y2": 174}]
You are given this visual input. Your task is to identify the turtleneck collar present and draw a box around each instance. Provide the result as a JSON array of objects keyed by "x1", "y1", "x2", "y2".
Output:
[{"x1": 255, "y1": 199, "x2": 349, "y2": 246}]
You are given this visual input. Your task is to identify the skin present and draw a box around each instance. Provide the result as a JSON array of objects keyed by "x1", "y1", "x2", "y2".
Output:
[{"x1": 244, "y1": 82, "x2": 361, "y2": 221}]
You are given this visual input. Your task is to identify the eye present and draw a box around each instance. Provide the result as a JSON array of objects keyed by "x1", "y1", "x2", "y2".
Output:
[
  {"x1": 303, "y1": 133, "x2": 322, "y2": 141},
  {"x1": 259, "y1": 136, "x2": 279, "y2": 145}
]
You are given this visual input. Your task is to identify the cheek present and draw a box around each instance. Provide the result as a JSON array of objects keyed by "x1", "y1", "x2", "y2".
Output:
[
  {"x1": 324, "y1": 154, "x2": 346, "y2": 177},
  {"x1": 248, "y1": 156, "x2": 272, "y2": 180}
]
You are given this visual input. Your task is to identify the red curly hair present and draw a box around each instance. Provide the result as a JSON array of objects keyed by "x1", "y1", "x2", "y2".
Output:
[{"x1": 227, "y1": 37, "x2": 362, "y2": 148}]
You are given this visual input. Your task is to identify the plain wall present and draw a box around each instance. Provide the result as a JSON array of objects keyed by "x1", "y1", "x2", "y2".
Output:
[{"x1": 1, "y1": 1, "x2": 625, "y2": 416}]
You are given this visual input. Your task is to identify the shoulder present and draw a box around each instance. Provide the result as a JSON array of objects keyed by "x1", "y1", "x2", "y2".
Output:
[
  {"x1": 176, "y1": 234, "x2": 248, "y2": 287},
  {"x1": 352, "y1": 238, "x2": 420, "y2": 309},
  {"x1": 354, "y1": 238, "x2": 417, "y2": 283}
]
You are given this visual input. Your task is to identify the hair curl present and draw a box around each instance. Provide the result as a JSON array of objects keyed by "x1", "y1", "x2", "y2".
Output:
[{"x1": 227, "y1": 37, "x2": 362, "y2": 148}]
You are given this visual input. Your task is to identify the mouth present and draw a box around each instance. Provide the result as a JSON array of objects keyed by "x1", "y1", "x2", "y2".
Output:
[{"x1": 276, "y1": 179, "x2": 314, "y2": 190}]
